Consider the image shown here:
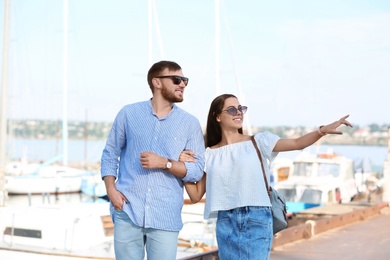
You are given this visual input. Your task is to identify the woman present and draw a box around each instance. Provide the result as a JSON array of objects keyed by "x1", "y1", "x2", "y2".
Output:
[{"x1": 182, "y1": 93, "x2": 352, "y2": 260}]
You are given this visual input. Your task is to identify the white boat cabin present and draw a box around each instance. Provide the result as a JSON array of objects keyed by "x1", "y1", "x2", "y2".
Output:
[{"x1": 275, "y1": 152, "x2": 358, "y2": 206}]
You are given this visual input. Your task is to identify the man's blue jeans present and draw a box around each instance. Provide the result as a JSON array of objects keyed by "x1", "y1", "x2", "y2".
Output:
[
  {"x1": 113, "y1": 210, "x2": 179, "y2": 260},
  {"x1": 216, "y1": 206, "x2": 273, "y2": 260}
]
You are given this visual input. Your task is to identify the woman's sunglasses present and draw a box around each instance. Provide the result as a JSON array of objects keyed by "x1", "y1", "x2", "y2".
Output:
[
  {"x1": 156, "y1": 76, "x2": 189, "y2": 86},
  {"x1": 222, "y1": 105, "x2": 248, "y2": 116}
]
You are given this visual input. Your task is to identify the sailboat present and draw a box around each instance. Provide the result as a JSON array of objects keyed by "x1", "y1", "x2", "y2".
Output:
[{"x1": 1, "y1": 0, "x2": 94, "y2": 196}]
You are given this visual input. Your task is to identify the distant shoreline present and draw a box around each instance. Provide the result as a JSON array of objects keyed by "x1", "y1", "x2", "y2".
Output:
[
  {"x1": 9, "y1": 136, "x2": 388, "y2": 147},
  {"x1": 8, "y1": 119, "x2": 389, "y2": 147}
]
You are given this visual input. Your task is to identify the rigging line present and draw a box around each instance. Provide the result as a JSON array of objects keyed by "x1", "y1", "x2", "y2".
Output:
[{"x1": 220, "y1": 1, "x2": 253, "y2": 135}]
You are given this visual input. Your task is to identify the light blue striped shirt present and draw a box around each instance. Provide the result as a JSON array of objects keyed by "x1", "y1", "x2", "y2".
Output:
[{"x1": 101, "y1": 100, "x2": 205, "y2": 231}]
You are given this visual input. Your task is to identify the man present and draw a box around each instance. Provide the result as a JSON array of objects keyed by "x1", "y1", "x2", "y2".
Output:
[{"x1": 101, "y1": 60, "x2": 205, "y2": 260}]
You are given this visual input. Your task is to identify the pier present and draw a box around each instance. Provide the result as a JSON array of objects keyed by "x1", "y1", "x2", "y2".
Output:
[
  {"x1": 176, "y1": 201, "x2": 390, "y2": 260},
  {"x1": 271, "y1": 202, "x2": 390, "y2": 259}
]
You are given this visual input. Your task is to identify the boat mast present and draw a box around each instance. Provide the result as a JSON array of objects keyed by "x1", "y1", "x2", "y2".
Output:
[
  {"x1": 152, "y1": 1, "x2": 164, "y2": 60},
  {"x1": 148, "y1": 0, "x2": 152, "y2": 66},
  {"x1": 0, "y1": 0, "x2": 10, "y2": 206},
  {"x1": 0, "y1": 0, "x2": 10, "y2": 171},
  {"x1": 62, "y1": 0, "x2": 69, "y2": 166},
  {"x1": 148, "y1": 0, "x2": 164, "y2": 65},
  {"x1": 216, "y1": 1, "x2": 252, "y2": 134},
  {"x1": 215, "y1": 0, "x2": 221, "y2": 95},
  {"x1": 220, "y1": 1, "x2": 252, "y2": 135}
]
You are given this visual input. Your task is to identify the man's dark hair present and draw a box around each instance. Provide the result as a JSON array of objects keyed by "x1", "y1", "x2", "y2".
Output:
[{"x1": 147, "y1": 61, "x2": 182, "y2": 92}]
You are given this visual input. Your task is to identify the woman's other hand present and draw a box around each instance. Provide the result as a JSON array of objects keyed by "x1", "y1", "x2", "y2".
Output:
[{"x1": 179, "y1": 150, "x2": 197, "y2": 162}]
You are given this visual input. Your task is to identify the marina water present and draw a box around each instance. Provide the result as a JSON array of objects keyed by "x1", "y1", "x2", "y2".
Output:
[{"x1": 9, "y1": 139, "x2": 388, "y2": 172}]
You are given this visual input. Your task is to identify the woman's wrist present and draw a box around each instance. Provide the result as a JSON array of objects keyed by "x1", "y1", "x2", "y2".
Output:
[{"x1": 317, "y1": 125, "x2": 327, "y2": 136}]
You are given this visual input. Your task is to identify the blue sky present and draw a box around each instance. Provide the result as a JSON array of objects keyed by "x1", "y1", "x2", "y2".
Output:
[{"x1": 1, "y1": 0, "x2": 389, "y2": 127}]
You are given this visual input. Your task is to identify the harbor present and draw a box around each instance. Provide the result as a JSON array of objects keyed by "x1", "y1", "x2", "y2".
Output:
[
  {"x1": 1, "y1": 1, "x2": 390, "y2": 259},
  {"x1": 0, "y1": 135, "x2": 389, "y2": 259},
  {"x1": 0, "y1": 128, "x2": 389, "y2": 259},
  {"x1": 0, "y1": 127, "x2": 389, "y2": 259}
]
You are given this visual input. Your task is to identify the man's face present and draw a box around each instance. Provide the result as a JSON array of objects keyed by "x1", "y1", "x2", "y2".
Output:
[{"x1": 158, "y1": 69, "x2": 188, "y2": 103}]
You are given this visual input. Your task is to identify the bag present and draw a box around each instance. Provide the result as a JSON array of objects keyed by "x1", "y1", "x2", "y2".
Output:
[
  {"x1": 251, "y1": 136, "x2": 288, "y2": 234},
  {"x1": 269, "y1": 186, "x2": 288, "y2": 234}
]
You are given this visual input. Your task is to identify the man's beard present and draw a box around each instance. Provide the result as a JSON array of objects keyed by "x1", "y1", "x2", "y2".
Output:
[{"x1": 161, "y1": 86, "x2": 184, "y2": 103}]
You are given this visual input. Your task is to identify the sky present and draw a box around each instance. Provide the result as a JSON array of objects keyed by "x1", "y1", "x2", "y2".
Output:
[{"x1": 1, "y1": 0, "x2": 389, "y2": 128}]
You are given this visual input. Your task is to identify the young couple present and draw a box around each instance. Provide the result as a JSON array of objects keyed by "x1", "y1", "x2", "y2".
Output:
[{"x1": 101, "y1": 60, "x2": 352, "y2": 260}]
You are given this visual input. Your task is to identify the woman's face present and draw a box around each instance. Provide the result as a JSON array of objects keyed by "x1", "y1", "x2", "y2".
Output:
[{"x1": 217, "y1": 97, "x2": 246, "y2": 130}]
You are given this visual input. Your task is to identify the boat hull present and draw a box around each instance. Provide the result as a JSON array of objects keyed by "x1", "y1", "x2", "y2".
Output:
[{"x1": 5, "y1": 166, "x2": 88, "y2": 195}]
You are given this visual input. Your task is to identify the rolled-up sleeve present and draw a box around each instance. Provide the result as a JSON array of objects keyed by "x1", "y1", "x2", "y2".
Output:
[
  {"x1": 101, "y1": 110, "x2": 126, "y2": 179},
  {"x1": 181, "y1": 124, "x2": 205, "y2": 183}
]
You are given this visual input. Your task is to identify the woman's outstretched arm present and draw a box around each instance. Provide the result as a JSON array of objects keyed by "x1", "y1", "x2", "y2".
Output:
[{"x1": 274, "y1": 114, "x2": 352, "y2": 152}]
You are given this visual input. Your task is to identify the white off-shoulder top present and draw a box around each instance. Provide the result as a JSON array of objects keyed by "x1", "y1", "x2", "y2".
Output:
[{"x1": 203, "y1": 132, "x2": 280, "y2": 219}]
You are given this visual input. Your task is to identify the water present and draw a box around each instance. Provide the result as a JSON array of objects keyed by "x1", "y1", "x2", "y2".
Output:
[
  {"x1": 8, "y1": 139, "x2": 389, "y2": 172},
  {"x1": 8, "y1": 139, "x2": 106, "y2": 164}
]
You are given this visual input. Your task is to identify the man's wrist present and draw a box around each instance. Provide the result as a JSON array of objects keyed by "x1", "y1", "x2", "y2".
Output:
[{"x1": 164, "y1": 158, "x2": 173, "y2": 170}]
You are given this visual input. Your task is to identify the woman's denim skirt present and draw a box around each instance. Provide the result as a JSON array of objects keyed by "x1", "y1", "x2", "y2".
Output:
[{"x1": 216, "y1": 206, "x2": 273, "y2": 260}]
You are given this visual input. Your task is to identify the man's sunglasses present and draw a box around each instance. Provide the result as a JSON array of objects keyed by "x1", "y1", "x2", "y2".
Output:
[
  {"x1": 156, "y1": 76, "x2": 189, "y2": 86},
  {"x1": 222, "y1": 105, "x2": 248, "y2": 116}
]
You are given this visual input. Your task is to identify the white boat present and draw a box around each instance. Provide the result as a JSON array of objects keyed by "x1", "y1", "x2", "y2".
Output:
[
  {"x1": 80, "y1": 171, "x2": 107, "y2": 198},
  {"x1": 0, "y1": 202, "x2": 114, "y2": 258},
  {"x1": 0, "y1": 201, "x2": 217, "y2": 259},
  {"x1": 4, "y1": 165, "x2": 88, "y2": 195},
  {"x1": 275, "y1": 151, "x2": 359, "y2": 213},
  {"x1": 5, "y1": 161, "x2": 41, "y2": 176},
  {"x1": 270, "y1": 157, "x2": 293, "y2": 186}
]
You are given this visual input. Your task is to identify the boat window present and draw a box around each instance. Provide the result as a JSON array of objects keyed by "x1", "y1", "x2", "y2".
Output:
[
  {"x1": 277, "y1": 188, "x2": 296, "y2": 201},
  {"x1": 3, "y1": 227, "x2": 42, "y2": 239},
  {"x1": 293, "y1": 163, "x2": 313, "y2": 177},
  {"x1": 299, "y1": 189, "x2": 322, "y2": 204},
  {"x1": 318, "y1": 163, "x2": 340, "y2": 177}
]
